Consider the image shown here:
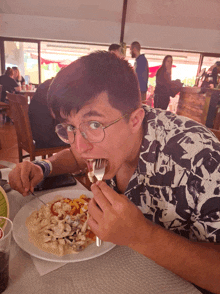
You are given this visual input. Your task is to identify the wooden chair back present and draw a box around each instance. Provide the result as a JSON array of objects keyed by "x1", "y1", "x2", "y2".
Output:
[
  {"x1": 7, "y1": 93, "x2": 70, "y2": 162},
  {"x1": 213, "y1": 106, "x2": 220, "y2": 130},
  {"x1": 210, "y1": 128, "x2": 220, "y2": 141},
  {"x1": 0, "y1": 86, "x2": 10, "y2": 123},
  {"x1": 0, "y1": 85, "x2": 2, "y2": 101}
]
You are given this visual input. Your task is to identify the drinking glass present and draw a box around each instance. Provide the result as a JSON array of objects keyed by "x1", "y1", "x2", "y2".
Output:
[{"x1": 0, "y1": 217, "x2": 13, "y2": 293}]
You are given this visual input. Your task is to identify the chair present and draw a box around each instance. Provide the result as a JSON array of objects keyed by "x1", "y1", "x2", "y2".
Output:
[
  {"x1": 213, "y1": 105, "x2": 220, "y2": 130},
  {"x1": 0, "y1": 85, "x2": 10, "y2": 123},
  {"x1": 209, "y1": 128, "x2": 220, "y2": 141},
  {"x1": 7, "y1": 93, "x2": 70, "y2": 162}
]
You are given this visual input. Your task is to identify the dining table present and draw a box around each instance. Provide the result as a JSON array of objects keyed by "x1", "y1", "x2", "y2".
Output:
[
  {"x1": 0, "y1": 163, "x2": 201, "y2": 294},
  {"x1": 19, "y1": 89, "x2": 37, "y2": 101}
]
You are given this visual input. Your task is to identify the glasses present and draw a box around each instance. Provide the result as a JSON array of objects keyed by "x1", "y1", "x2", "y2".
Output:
[{"x1": 55, "y1": 113, "x2": 128, "y2": 144}]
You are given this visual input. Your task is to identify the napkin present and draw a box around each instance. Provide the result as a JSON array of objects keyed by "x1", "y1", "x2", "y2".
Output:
[{"x1": 31, "y1": 256, "x2": 67, "y2": 276}]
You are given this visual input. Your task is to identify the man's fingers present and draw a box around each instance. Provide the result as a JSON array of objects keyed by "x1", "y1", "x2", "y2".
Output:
[
  {"x1": 8, "y1": 162, "x2": 44, "y2": 196},
  {"x1": 94, "y1": 181, "x2": 128, "y2": 205},
  {"x1": 87, "y1": 216, "x2": 99, "y2": 236},
  {"x1": 88, "y1": 198, "x2": 103, "y2": 222},
  {"x1": 91, "y1": 183, "x2": 112, "y2": 210},
  {"x1": 20, "y1": 163, "x2": 43, "y2": 191},
  {"x1": 20, "y1": 164, "x2": 32, "y2": 192}
]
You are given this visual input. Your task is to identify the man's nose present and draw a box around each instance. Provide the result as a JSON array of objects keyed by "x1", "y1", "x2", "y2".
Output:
[{"x1": 74, "y1": 130, "x2": 93, "y2": 154}]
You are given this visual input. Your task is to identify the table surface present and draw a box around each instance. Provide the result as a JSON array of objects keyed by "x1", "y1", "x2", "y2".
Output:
[{"x1": 1, "y1": 167, "x2": 200, "y2": 294}]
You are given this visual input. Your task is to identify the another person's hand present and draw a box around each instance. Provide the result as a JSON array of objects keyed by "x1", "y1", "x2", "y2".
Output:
[
  {"x1": 88, "y1": 181, "x2": 149, "y2": 246},
  {"x1": 8, "y1": 161, "x2": 44, "y2": 196}
]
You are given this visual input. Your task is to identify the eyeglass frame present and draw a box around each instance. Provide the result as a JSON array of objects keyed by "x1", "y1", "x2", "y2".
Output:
[{"x1": 55, "y1": 113, "x2": 129, "y2": 144}]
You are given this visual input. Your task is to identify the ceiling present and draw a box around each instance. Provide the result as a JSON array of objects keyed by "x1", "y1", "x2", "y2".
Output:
[
  {"x1": 0, "y1": 0, "x2": 220, "y2": 53},
  {"x1": 1, "y1": 0, "x2": 219, "y2": 30}
]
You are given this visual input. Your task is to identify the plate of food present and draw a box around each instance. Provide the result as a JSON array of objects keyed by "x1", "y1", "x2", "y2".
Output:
[{"x1": 13, "y1": 189, "x2": 115, "y2": 262}]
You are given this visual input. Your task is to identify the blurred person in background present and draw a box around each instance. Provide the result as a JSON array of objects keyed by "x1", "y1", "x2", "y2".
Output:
[
  {"x1": 154, "y1": 55, "x2": 182, "y2": 110},
  {"x1": 201, "y1": 61, "x2": 220, "y2": 90},
  {"x1": 108, "y1": 44, "x2": 124, "y2": 58},
  {"x1": 130, "y1": 41, "x2": 149, "y2": 101},
  {"x1": 28, "y1": 78, "x2": 68, "y2": 149},
  {"x1": 0, "y1": 67, "x2": 21, "y2": 102},
  {"x1": 12, "y1": 66, "x2": 25, "y2": 86}
]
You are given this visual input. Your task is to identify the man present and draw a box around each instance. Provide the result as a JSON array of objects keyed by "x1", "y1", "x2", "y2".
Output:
[
  {"x1": 108, "y1": 43, "x2": 123, "y2": 58},
  {"x1": 9, "y1": 51, "x2": 220, "y2": 293},
  {"x1": 130, "y1": 41, "x2": 149, "y2": 101},
  {"x1": 28, "y1": 78, "x2": 68, "y2": 148}
]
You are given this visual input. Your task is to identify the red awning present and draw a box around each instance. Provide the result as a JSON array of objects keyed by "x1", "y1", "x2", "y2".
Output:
[{"x1": 30, "y1": 53, "x2": 72, "y2": 68}]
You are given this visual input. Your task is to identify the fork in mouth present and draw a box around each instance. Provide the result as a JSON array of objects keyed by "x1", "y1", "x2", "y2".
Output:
[
  {"x1": 87, "y1": 159, "x2": 106, "y2": 247},
  {"x1": 93, "y1": 159, "x2": 106, "y2": 181}
]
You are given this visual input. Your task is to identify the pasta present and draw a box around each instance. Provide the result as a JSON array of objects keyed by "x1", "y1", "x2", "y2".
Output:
[{"x1": 25, "y1": 194, "x2": 95, "y2": 256}]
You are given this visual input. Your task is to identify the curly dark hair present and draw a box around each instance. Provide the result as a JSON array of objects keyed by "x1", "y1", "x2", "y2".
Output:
[{"x1": 47, "y1": 51, "x2": 141, "y2": 122}]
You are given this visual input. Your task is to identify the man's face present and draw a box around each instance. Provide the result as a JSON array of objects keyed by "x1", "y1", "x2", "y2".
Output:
[{"x1": 65, "y1": 92, "x2": 133, "y2": 180}]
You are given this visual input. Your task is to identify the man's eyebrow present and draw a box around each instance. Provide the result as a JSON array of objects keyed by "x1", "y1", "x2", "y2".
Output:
[{"x1": 82, "y1": 110, "x2": 105, "y2": 118}]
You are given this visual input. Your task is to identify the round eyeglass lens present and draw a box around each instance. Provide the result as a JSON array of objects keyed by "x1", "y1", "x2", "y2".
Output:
[
  {"x1": 80, "y1": 122, "x2": 104, "y2": 143},
  {"x1": 56, "y1": 124, "x2": 71, "y2": 143}
]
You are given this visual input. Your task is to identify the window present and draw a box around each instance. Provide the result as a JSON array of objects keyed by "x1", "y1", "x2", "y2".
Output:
[
  {"x1": 40, "y1": 42, "x2": 109, "y2": 83},
  {"x1": 4, "y1": 41, "x2": 39, "y2": 84}
]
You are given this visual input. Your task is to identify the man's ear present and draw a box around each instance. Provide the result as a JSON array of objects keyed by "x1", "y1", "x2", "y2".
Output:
[{"x1": 129, "y1": 108, "x2": 145, "y2": 133}]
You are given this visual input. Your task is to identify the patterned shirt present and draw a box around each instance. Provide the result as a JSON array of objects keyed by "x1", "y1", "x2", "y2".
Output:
[{"x1": 106, "y1": 105, "x2": 220, "y2": 242}]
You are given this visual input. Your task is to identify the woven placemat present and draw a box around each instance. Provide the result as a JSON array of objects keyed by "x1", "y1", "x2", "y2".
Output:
[{"x1": 9, "y1": 246, "x2": 199, "y2": 294}]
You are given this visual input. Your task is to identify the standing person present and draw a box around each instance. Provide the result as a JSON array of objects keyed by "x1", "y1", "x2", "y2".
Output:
[
  {"x1": 130, "y1": 41, "x2": 149, "y2": 101},
  {"x1": 201, "y1": 61, "x2": 220, "y2": 89},
  {"x1": 28, "y1": 78, "x2": 68, "y2": 148},
  {"x1": 154, "y1": 55, "x2": 182, "y2": 110},
  {"x1": 0, "y1": 67, "x2": 21, "y2": 102},
  {"x1": 12, "y1": 66, "x2": 25, "y2": 86},
  {"x1": 108, "y1": 44, "x2": 123, "y2": 58},
  {"x1": 8, "y1": 51, "x2": 220, "y2": 294}
]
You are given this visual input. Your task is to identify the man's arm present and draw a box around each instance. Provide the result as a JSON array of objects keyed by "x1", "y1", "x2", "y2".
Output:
[
  {"x1": 131, "y1": 220, "x2": 220, "y2": 293},
  {"x1": 9, "y1": 148, "x2": 87, "y2": 195},
  {"x1": 48, "y1": 148, "x2": 87, "y2": 176},
  {"x1": 88, "y1": 181, "x2": 220, "y2": 294}
]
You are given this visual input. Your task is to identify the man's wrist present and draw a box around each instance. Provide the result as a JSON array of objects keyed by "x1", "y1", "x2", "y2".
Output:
[{"x1": 32, "y1": 160, "x2": 52, "y2": 178}]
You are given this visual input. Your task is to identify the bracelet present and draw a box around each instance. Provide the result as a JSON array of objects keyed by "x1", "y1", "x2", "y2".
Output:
[{"x1": 33, "y1": 160, "x2": 52, "y2": 179}]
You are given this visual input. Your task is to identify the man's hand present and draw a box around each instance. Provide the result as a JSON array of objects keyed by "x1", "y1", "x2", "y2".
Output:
[
  {"x1": 8, "y1": 161, "x2": 44, "y2": 196},
  {"x1": 88, "y1": 181, "x2": 149, "y2": 246}
]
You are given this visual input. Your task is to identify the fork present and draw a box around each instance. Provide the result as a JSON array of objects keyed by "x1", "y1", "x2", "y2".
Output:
[
  {"x1": 93, "y1": 159, "x2": 106, "y2": 181},
  {"x1": 93, "y1": 159, "x2": 106, "y2": 246},
  {"x1": 29, "y1": 190, "x2": 48, "y2": 206}
]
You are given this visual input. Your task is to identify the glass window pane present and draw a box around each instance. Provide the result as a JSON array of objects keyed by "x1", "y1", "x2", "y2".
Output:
[
  {"x1": 4, "y1": 41, "x2": 39, "y2": 84},
  {"x1": 40, "y1": 42, "x2": 109, "y2": 83}
]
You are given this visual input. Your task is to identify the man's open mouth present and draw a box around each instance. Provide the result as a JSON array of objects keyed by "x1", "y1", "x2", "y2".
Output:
[
  {"x1": 86, "y1": 159, "x2": 108, "y2": 182},
  {"x1": 86, "y1": 159, "x2": 107, "y2": 172}
]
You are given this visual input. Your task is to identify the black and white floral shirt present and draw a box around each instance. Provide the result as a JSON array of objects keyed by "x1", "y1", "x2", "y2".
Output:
[{"x1": 106, "y1": 105, "x2": 220, "y2": 242}]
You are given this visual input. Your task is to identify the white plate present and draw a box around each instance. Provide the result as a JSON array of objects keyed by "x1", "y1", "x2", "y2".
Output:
[{"x1": 13, "y1": 189, "x2": 115, "y2": 262}]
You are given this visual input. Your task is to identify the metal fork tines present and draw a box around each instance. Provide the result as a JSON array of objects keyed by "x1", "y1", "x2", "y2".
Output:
[
  {"x1": 93, "y1": 159, "x2": 106, "y2": 181},
  {"x1": 93, "y1": 159, "x2": 106, "y2": 247}
]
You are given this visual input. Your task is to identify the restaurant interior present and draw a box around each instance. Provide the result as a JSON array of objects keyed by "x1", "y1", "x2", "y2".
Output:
[{"x1": 0, "y1": 0, "x2": 220, "y2": 293}]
